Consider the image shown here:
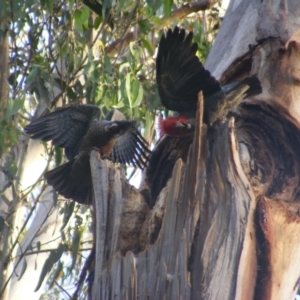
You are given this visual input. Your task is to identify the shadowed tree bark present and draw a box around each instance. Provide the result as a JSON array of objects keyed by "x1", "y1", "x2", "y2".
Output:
[{"x1": 90, "y1": 0, "x2": 300, "y2": 299}]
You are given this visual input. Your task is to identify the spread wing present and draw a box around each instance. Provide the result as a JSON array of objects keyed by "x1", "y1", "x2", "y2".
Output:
[
  {"x1": 24, "y1": 104, "x2": 101, "y2": 160},
  {"x1": 156, "y1": 26, "x2": 221, "y2": 113},
  {"x1": 105, "y1": 109, "x2": 151, "y2": 168}
]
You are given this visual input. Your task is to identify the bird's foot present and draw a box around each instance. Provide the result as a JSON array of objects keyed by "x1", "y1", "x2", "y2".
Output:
[
  {"x1": 88, "y1": 147, "x2": 112, "y2": 161},
  {"x1": 101, "y1": 155, "x2": 112, "y2": 161},
  {"x1": 89, "y1": 147, "x2": 100, "y2": 154}
]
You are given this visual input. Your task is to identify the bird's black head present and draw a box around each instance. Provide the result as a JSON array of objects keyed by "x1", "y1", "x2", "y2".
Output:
[{"x1": 104, "y1": 120, "x2": 136, "y2": 137}]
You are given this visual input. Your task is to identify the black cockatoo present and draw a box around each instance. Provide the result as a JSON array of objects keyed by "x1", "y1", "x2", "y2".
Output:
[
  {"x1": 142, "y1": 27, "x2": 262, "y2": 208},
  {"x1": 25, "y1": 105, "x2": 150, "y2": 204},
  {"x1": 156, "y1": 26, "x2": 262, "y2": 135}
]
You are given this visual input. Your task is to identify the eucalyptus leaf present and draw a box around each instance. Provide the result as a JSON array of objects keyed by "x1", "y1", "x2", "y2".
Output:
[
  {"x1": 146, "y1": 0, "x2": 162, "y2": 13},
  {"x1": 125, "y1": 73, "x2": 132, "y2": 107},
  {"x1": 163, "y1": 0, "x2": 173, "y2": 18},
  {"x1": 18, "y1": 259, "x2": 28, "y2": 281}
]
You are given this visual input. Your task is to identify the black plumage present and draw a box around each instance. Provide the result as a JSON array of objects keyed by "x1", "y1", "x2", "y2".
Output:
[
  {"x1": 25, "y1": 105, "x2": 151, "y2": 204},
  {"x1": 156, "y1": 26, "x2": 221, "y2": 114},
  {"x1": 156, "y1": 26, "x2": 262, "y2": 124},
  {"x1": 143, "y1": 27, "x2": 263, "y2": 208},
  {"x1": 141, "y1": 134, "x2": 193, "y2": 208}
]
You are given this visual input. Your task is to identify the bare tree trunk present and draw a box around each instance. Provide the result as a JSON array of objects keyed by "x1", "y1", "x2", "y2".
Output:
[
  {"x1": 90, "y1": 0, "x2": 300, "y2": 299},
  {"x1": 0, "y1": 15, "x2": 15, "y2": 300}
]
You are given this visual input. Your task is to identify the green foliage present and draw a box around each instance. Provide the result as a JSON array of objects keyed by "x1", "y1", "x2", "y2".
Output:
[
  {"x1": 18, "y1": 259, "x2": 28, "y2": 281},
  {"x1": 47, "y1": 261, "x2": 63, "y2": 289},
  {"x1": 69, "y1": 224, "x2": 82, "y2": 274},
  {"x1": 164, "y1": 0, "x2": 173, "y2": 17},
  {"x1": 60, "y1": 201, "x2": 76, "y2": 231},
  {"x1": 2, "y1": 0, "x2": 223, "y2": 298},
  {"x1": 34, "y1": 243, "x2": 66, "y2": 292}
]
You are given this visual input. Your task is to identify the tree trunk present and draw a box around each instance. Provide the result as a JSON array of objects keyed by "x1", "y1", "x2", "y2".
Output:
[
  {"x1": 0, "y1": 14, "x2": 17, "y2": 300},
  {"x1": 91, "y1": 0, "x2": 300, "y2": 299}
]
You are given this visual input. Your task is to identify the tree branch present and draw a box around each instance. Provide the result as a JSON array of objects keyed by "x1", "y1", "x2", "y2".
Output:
[
  {"x1": 105, "y1": 0, "x2": 219, "y2": 56},
  {"x1": 104, "y1": 32, "x2": 135, "y2": 56},
  {"x1": 162, "y1": 0, "x2": 220, "y2": 23}
]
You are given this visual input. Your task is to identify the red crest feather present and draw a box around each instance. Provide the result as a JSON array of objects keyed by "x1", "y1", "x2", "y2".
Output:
[{"x1": 159, "y1": 115, "x2": 189, "y2": 136}]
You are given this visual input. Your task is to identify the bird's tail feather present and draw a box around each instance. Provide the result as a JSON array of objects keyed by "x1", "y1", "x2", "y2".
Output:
[
  {"x1": 223, "y1": 74, "x2": 262, "y2": 105},
  {"x1": 240, "y1": 75, "x2": 262, "y2": 98},
  {"x1": 45, "y1": 160, "x2": 92, "y2": 204}
]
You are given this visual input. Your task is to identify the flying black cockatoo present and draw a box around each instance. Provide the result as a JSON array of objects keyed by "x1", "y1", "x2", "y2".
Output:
[
  {"x1": 24, "y1": 105, "x2": 150, "y2": 204},
  {"x1": 156, "y1": 26, "x2": 262, "y2": 135}
]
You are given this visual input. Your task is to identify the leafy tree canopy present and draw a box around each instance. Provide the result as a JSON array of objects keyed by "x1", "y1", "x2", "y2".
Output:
[{"x1": 0, "y1": 0, "x2": 222, "y2": 298}]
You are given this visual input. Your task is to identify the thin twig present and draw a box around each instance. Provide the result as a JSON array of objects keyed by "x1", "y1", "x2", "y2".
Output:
[{"x1": 72, "y1": 246, "x2": 95, "y2": 300}]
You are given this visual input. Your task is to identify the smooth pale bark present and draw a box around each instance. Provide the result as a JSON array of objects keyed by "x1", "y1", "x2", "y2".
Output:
[
  {"x1": 1, "y1": 80, "x2": 63, "y2": 299},
  {"x1": 8, "y1": 189, "x2": 59, "y2": 300}
]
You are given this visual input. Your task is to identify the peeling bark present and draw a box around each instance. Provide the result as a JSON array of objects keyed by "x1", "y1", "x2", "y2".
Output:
[
  {"x1": 91, "y1": 0, "x2": 300, "y2": 299},
  {"x1": 255, "y1": 197, "x2": 300, "y2": 300}
]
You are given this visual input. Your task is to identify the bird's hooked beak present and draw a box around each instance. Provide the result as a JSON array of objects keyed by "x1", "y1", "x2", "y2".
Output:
[
  {"x1": 174, "y1": 121, "x2": 191, "y2": 129},
  {"x1": 105, "y1": 123, "x2": 119, "y2": 131}
]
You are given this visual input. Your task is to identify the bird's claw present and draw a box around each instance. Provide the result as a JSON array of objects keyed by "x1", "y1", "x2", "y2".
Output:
[
  {"x1": 89, "y1": 147, "x2": 100, "y2": 154},
  {"x1": 101, "y1": 155, "x2": 111, "y2": 161}
]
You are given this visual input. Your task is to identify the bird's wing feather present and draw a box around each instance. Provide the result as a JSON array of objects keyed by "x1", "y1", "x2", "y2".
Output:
[
  {"x1": 24, "y1": 104, "x2": 100, "y2": 160},
  {"x1": 156, "y1": 26, "x2": 221, "y2": 113},
  {"x1": 105, "y1": 109, "x2": 151, "y2": 168},
  {"x1": 111, "y1": 130, "x2": 151, "y2": 168}
]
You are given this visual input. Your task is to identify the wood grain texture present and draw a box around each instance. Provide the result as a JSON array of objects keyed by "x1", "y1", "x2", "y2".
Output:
[
  {"x1": 89, "y1": 1, "x2": 300, "y2": 299},
  {"x1": 255, "y1": 197, "x2": 300, "y2": 300}
]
